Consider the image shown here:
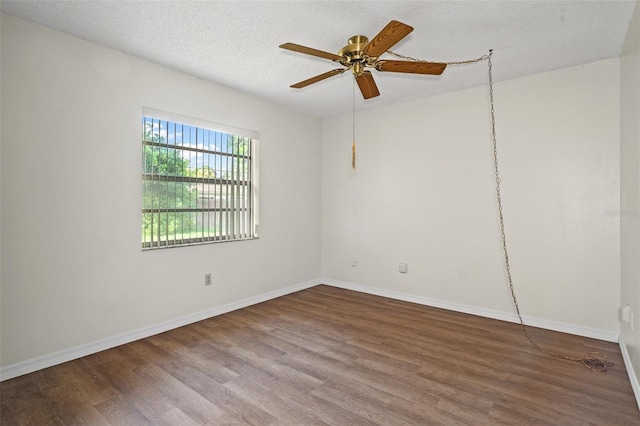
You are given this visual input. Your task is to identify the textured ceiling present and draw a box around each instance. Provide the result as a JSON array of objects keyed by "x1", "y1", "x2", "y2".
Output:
[{"x1": 1, "y1": 1, "x2": 636, "y2": 118}]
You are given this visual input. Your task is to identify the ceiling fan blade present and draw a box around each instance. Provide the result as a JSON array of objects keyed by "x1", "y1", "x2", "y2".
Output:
[
  {"x1": 290, "y1": 68, "x2": 347, "y2": 88},
  {"x1": 375, "y1": 60, "x2": 447, "y2": 75},
  {"x1": 355, "y1": 71, "x2": 380, "y2": 99},
  {"x1": 279, "y1": 42, "x2": 343, "y2": 62},
  {"x1": 362, "y1": 20, "x2": 413, "y2": 58}
]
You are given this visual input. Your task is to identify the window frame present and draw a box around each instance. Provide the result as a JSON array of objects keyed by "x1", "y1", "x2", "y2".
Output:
[{"x1": 141, "y1": 108, "x2": 259, "y2": 250}]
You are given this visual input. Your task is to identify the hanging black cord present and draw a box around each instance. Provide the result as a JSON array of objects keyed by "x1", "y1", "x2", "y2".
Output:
[
  {"x1": 487, "y1": 50, "x2": 612, "y2": 372},
  {"x1": 385, "y1": 47, "x2": 613, "y2": 371}
]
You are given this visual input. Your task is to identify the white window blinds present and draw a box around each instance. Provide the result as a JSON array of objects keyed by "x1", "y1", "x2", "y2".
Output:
[{"x1": 141, "y1": 112, "x2": 259, "y2": 249}]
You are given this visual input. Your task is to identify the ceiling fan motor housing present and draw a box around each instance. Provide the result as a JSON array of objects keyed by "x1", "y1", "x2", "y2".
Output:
[{"x1": 339, "y1": 35, "x2": 374, "y2": 76}]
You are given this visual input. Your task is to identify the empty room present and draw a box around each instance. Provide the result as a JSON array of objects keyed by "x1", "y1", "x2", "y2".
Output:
[{"x1": 2, "y1": 0, "x2": 640, "y2": 424}]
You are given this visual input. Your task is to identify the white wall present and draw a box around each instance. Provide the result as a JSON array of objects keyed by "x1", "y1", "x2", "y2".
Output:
[
  {"x1": 0, "y1": 9, "x2": 3, "y2": 368},
  {"x1": 621, "y1": 0, "x2": 640, "y2": 394},
  {"x1": 0, "y1": 10, "x2": 627, "y2": 376},
  {"x1": 321, "y1": 59, "x2": 621, "y2": 336},
  {"x1": 0, "y1": 14, "x2": 321, "y2": 368}
]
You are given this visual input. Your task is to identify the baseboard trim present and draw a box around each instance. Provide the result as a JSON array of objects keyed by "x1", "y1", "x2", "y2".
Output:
[
  {"x1": 321, "y1": 279, "x2": 619, "y2": 342},
  {"x1": 619, "y1": 334, "x2": 640, "y2": 410},
  {"x1": 1, "y1": 277, "x2": 620, "y2": 382},
  {"x1": 0, "y1": 279, "x2": 321, "y2": 382}
]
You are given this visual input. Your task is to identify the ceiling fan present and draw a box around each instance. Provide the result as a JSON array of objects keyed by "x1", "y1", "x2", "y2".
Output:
[{"x1": 280, "y1": 20, "x2": 447, "y2": 99}]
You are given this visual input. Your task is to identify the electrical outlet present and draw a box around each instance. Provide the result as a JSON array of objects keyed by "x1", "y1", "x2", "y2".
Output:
[
  {"x1": 351, "y1": 258, "x2": 358, "y2": 267},
  {"x1": 205, "y1": 273, "x2": 212, "y2": 286},
  {"x1": 399, "y1": 262, "x2": 408, "y2": 273}
]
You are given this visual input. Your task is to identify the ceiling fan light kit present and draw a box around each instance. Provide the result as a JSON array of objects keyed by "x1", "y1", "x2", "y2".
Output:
[{"x1": 280, "y1": 20, "x2": 447, "y2": 99}]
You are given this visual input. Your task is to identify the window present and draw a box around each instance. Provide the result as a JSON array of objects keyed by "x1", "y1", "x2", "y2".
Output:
[{"x1": 141, "y1": 110, "x2": 259, "y2": 249}]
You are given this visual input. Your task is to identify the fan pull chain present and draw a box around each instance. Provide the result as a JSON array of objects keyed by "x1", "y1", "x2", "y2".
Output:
[{"x1": 352, "y1": 77, "x2": 356, "y2": 169}]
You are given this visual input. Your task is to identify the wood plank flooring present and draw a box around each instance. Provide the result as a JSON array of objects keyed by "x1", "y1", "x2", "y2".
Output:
[{"x1": 1, "y1": 285, "x2": 639, "y2": 425}]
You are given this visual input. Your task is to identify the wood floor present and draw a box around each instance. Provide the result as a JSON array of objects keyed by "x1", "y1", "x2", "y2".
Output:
[{"x1": 1, "y1": 285, "x2": 639, "y2": 425}]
